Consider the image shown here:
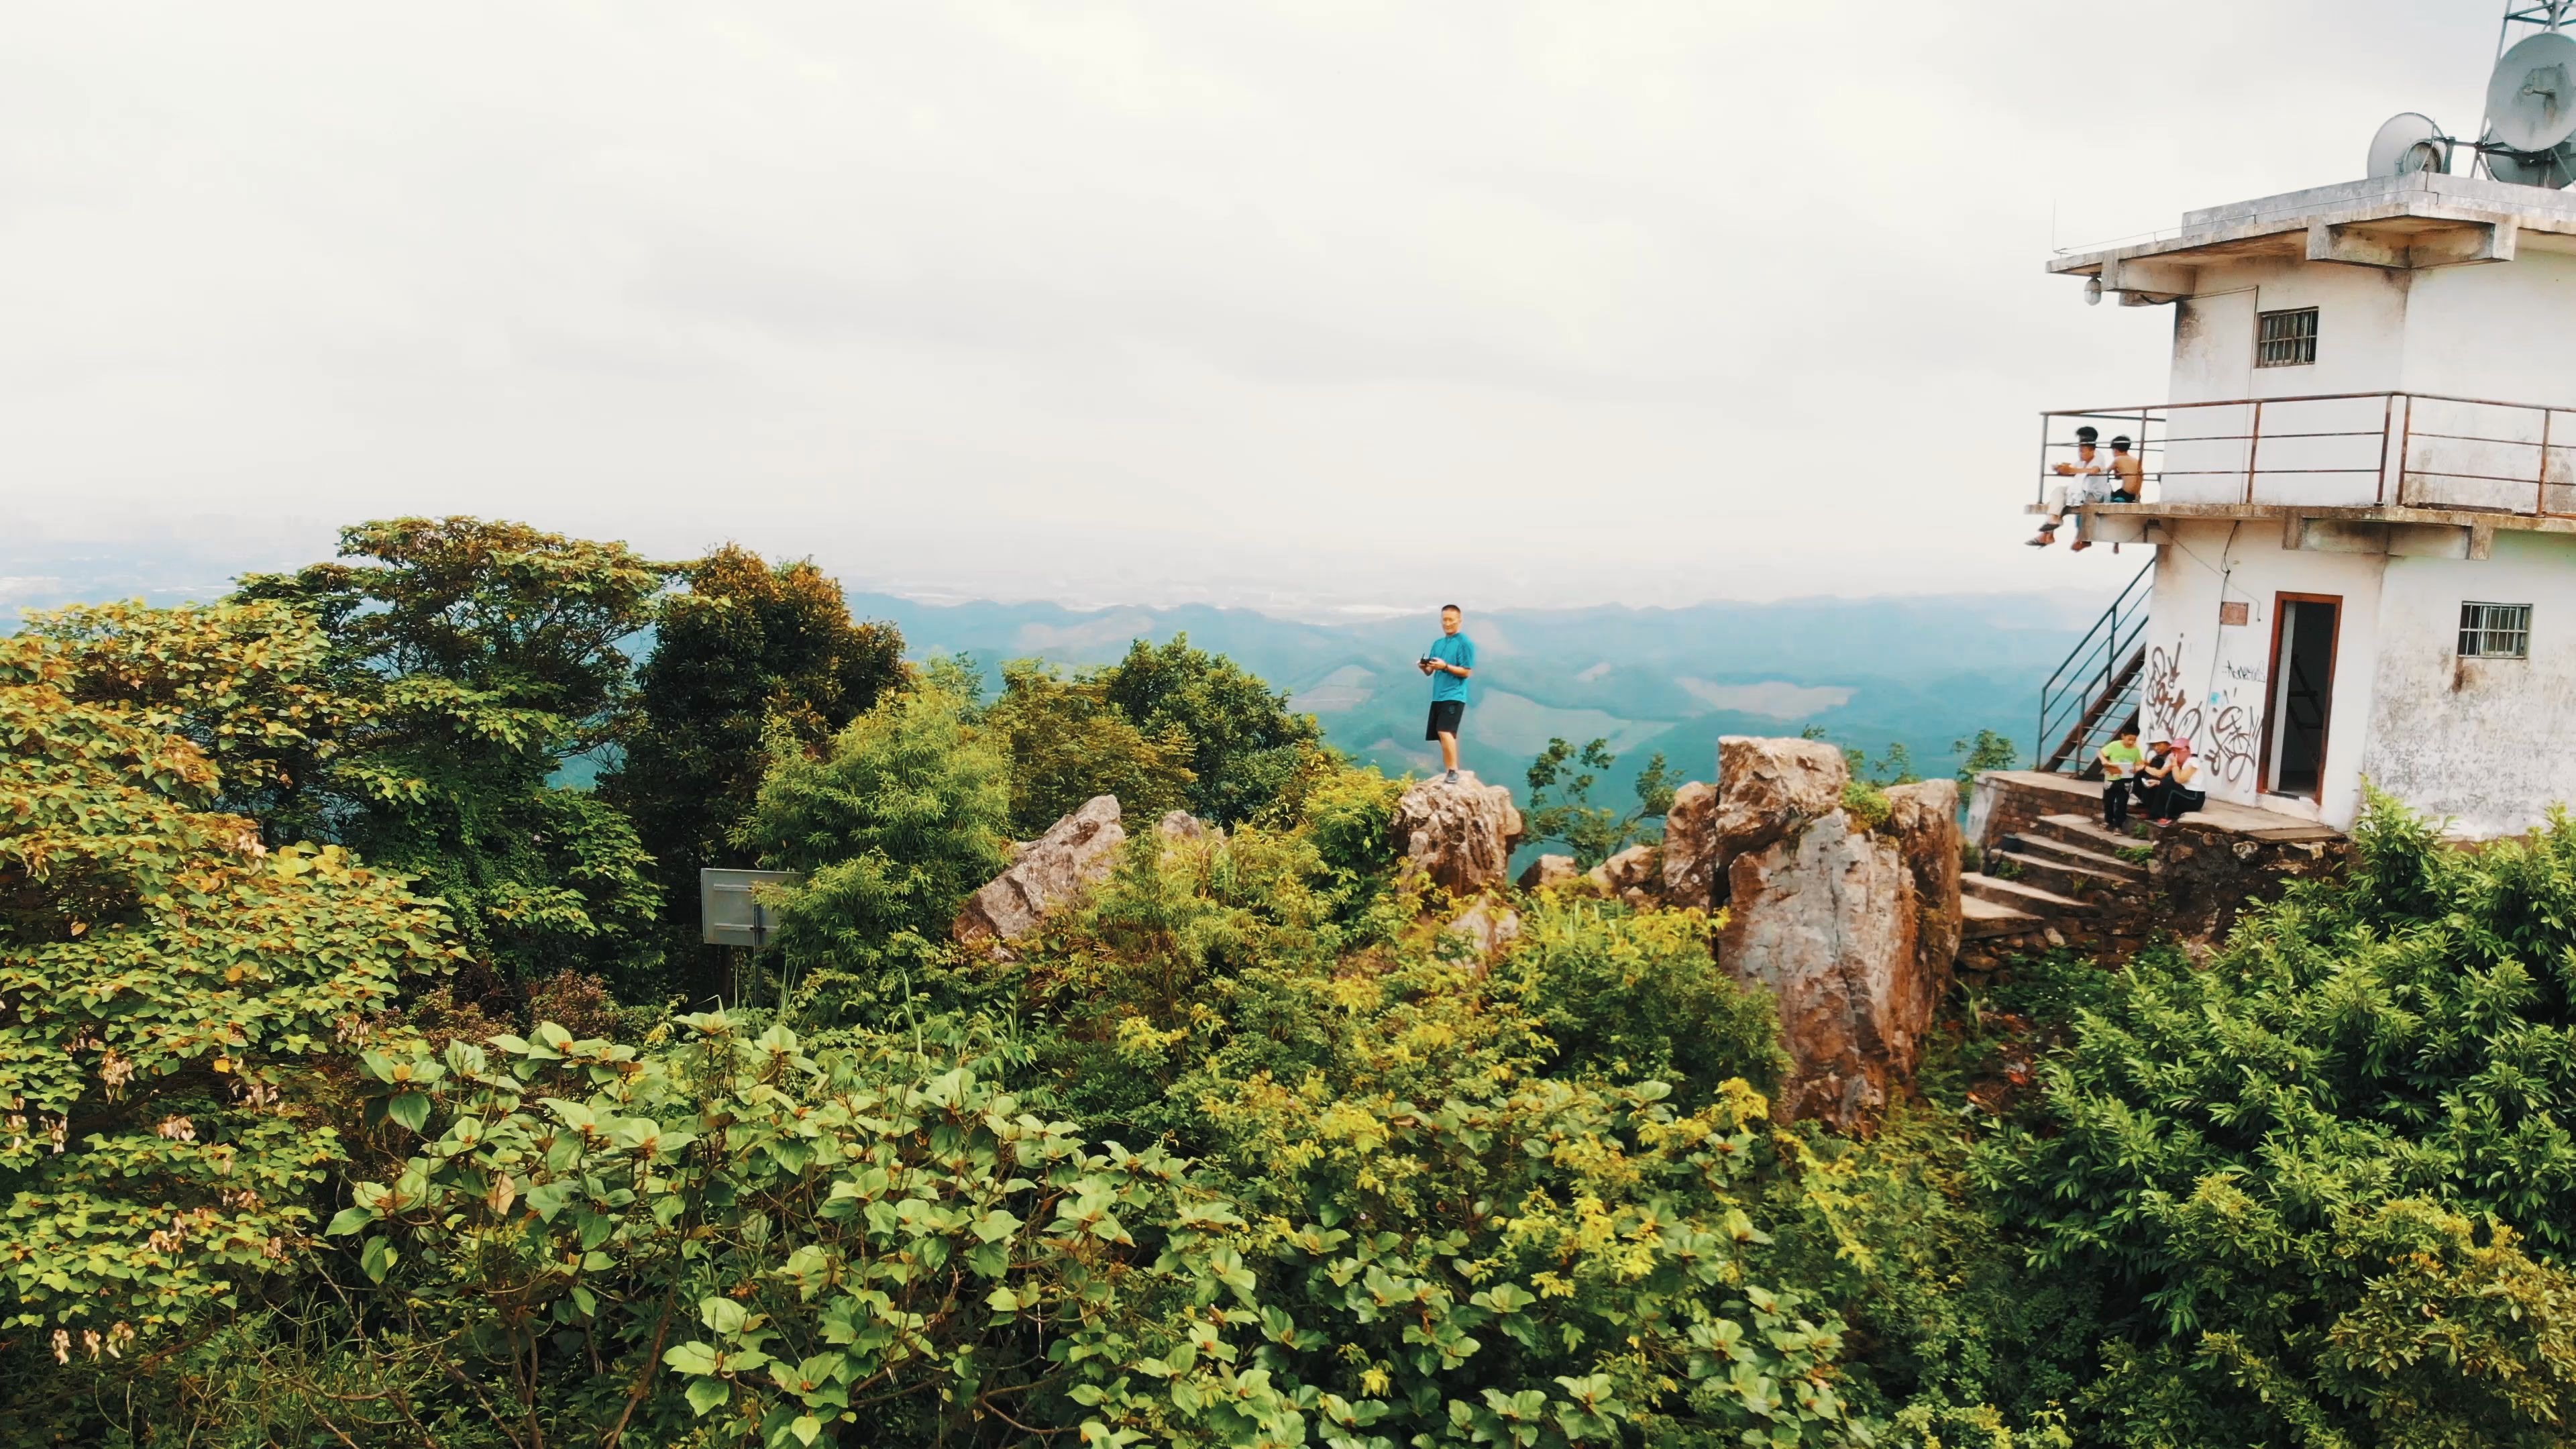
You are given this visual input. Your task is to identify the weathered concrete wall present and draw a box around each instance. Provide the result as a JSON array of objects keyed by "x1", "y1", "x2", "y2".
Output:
[
  {"x1": 2402, "y1": 249, "x2": 2576, "y2": 405},
  {"x1": 2359, "y1": 529, "x2": 2576, "y2": 838}
]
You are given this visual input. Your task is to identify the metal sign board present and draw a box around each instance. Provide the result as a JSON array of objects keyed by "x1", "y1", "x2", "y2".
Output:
[{"x1": 700, "y1": 868, "x2": 799, "y2": 949}]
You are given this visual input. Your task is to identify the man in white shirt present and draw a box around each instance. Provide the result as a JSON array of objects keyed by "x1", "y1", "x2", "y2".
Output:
[{"x1": 2030, "y1": 426, "x2": 2104, "y2": 547}]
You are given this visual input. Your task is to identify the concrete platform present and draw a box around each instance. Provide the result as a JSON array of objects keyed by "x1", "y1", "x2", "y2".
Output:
[{"x1": 1972, "y1": 770, "x2": 2341, "y2": 848}]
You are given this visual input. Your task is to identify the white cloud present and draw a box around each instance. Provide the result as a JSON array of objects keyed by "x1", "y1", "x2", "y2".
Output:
[{"x1": 0, "y1": 1, "x2": 2498, "y2": 607}]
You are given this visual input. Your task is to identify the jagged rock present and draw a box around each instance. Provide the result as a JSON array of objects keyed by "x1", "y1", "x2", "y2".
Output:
[
  {"x1": 1394, "y1": 772, "x2": 1525, "y2": 896},
  {"x1": 1661, "y1": 782, "x2": 1717, "y2": 905},
  {"x1": 1710, "y1": 736, "x2": 1849, "y2": 883},
  {"x1": 954, "y1": 795, "x2": 1126, "y2": 949},
  {"x1": 1884, "y1": 780, "x2": 1962, "y2": 1006},
  {"x1": 1157, "y1": 810, "x2": 1212, "y2": 842},
  {"x1": 1517, "y1": 853, "x2": 1581, "y2": 891},
  {"x1": 1702, "y1": 744, "x2": 1961, "y2": 1131},
  {"x1": 1445, "y1": 896, "x2": 1521, "y2": 964},
  {"x1": 1587, "y1": 843, "x2": 1662, "y2": 906},
  {"x1": 1664, "y1": 738, "x2": 1849, "y2": 909}
]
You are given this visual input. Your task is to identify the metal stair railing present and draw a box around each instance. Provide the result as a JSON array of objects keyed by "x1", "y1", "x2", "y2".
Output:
[{"x1": 2036, "y1": 559, "x2": 2152, "y2": 774}]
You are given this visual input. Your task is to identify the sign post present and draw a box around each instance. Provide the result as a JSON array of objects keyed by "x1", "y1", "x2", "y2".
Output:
[{"x1": 700, "y1": 868, "x2": 800, "y2": 1011}]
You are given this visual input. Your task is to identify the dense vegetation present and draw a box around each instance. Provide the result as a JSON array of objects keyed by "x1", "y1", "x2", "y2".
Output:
[{"x1": 8, "y1": 517, "x2": 2576, "y2": 1447}]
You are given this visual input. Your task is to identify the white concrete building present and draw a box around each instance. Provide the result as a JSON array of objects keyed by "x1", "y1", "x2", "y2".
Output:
[{"x1": 2041, "y1": 171, "x2": 2576, "y2": 838}]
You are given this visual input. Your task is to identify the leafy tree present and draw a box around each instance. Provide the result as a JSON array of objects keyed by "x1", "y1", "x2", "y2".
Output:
[
  {"x1": 601, "y1": 545, "x2": 906, "y2": 994},
  {"x1": 1096, "y1": 635, "x2": 1327, "y2": 826},
  {"x1": 1952, "y1": 727, "x2": 2021, "y2": 782},
  {"x1": 235, "y1": 516, "x2": 676, "y2": 745},
  {"x1": 0, "y1": 625, "x2": 456, "y2": 1358},
  {"x1": 225, "y1": 519, "x2": 676, "y2": 993},
  {"x1": 1523, "y1": 737, "x2": 1674, "y2": 867},
  {"x1": 978, "y1": 660, "x2": 1195, "y2": 837},
  {"x1": 13, "y1": 599, "x2": 355, "y2": 838},
  {"x1": 738, "y1": 684, "x2": 1011, "y2": 1022}
]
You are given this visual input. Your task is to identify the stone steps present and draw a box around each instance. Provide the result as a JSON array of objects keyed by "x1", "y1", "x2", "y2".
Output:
[
  {"x1": 2031, "y1": 812, "x2": 2148, "y2": 855},
  {"x1": 1962, "y1": 871, "x2": 2093, "y2": 919},
  {"x1": 1960, "y1": 894, "x2": 2043, "y2": 939},
  {"x1": 2002, "y1": 831, "x2": 2147, "y2": 882},
  {"x1": 1984, "y1": 849, "x2": 2135, "y2": 902}
]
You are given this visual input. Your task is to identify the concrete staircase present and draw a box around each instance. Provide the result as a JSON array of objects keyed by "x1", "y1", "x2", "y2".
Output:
[{"x1": 1960, "y1": 812, "x2": 2149, "y2": 943}]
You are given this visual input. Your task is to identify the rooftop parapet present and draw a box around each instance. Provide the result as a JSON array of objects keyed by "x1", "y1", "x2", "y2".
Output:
[{"x1": 2048, "y1": 172, "x2": 2576, "y2": 300}]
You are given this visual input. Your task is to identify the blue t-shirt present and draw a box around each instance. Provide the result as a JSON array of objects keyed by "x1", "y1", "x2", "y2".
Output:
[{"x1": 1427, "y1": 633, "x2": 1476, "y2": 703}]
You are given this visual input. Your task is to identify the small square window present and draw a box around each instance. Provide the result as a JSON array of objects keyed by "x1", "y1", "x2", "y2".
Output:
[
  {"x1": 2459, "y1": 602, "x2": 2531, "y2": 659},
  {"x1": 2257, "y1": 307, "x2": 2318, "y2": 368}
]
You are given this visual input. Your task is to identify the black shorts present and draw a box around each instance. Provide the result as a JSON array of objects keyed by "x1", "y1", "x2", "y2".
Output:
[{"x1": 1426, "y1": 699, "x2": 1465, "y2": 740}]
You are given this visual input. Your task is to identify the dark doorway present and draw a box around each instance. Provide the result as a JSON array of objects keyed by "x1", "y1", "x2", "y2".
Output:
[{"x1": 2262, "y1": 594, "x2": 2340, "y2": 800}]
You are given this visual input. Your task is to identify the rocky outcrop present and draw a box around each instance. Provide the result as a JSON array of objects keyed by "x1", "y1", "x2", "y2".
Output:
[
  {"x1": 1661, "y1": 782, "x2": 1717, "y2": 905},
  {"x1": 1664, "y1": 737, "x2": 1848, "y2": 909},
  {"x1": 1446, "y1": 896, "x2": 1522, "y2": 963},
  {"x1": 1156, "y1": 810, "x2": 1212, "y2": 844},
  {"x1": 1394, "y1": 772, "x2": 1525, "y2": 896},
  {"x1": 1698, "y1": 745, "x2": 1962, "y2": 1129},
  {"x1": 1587, "y1": 843, "x2": 1662, "y2": 907},
  {"x1": 954, "y1": 795, "x2": 1126, "y2": 949},
  {"x1": 1883, "y1": 778, "x2": 1962, "y2": 1065},
  {"x1": 1517, "y1": 853, "x2": 1581, "y2": 891}
]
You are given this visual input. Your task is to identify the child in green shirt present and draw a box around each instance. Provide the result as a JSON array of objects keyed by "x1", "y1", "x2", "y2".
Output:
[{"x1": 2098, "y1": 729, "x2": 2143, "y2": 828}]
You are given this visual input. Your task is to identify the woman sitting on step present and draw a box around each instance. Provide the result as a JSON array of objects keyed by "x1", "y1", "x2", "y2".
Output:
[{"x1": 2136, "y1": 739, "x2": 2206, "y2": 826}]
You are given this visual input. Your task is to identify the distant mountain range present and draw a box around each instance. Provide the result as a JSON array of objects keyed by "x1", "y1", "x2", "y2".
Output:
[
  {"x1": 1, "y1": 541, "x2": 2124, "y2": 794},
  {"x1": 847, "y1": 590, "x2": 2118, "y2": 793}
]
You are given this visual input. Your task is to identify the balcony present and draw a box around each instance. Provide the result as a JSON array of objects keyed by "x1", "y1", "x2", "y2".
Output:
[{"x1": 2037, "y1": 392, "x2": 2576, "y2": 551}]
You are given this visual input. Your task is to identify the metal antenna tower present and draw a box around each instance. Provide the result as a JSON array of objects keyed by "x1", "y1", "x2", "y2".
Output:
[{"x1": 2502, "y1": 1, "x2": 2576, "y2": 56}]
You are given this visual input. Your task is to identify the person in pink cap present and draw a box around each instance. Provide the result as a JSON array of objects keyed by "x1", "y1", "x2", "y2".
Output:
[{"x1": 2138, "y1": 739, "x2": 2204, "y2": 825}]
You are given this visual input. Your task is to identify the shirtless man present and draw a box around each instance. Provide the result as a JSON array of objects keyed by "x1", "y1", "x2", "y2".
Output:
[
  {"x1": 2104, "y1": 435, "x2": 2145, "y2": 501},
  {"x1": 2030, "y1": 426, "x2": 2104, "y2": 547}
]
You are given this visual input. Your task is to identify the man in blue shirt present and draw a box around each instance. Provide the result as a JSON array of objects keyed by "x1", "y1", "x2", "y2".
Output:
[{"x1": 1419, "y1": 604, "x2": 1477, "y2": 784}]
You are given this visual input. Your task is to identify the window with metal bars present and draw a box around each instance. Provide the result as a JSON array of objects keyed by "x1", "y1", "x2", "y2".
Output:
[
  {"x1": 2459, "y1": 602, "x2": 2532, "y2": 659},
  {"x1": 2256, "y1": 307, "x2": 2318, "y2": 368}
]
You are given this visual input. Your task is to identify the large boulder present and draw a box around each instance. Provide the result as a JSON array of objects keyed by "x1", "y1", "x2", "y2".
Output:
[
  {"x1": 953, "y1": 795, "x2": 1126, "y2": 949},
  {"x1": 1517, "y1": 853, "x2": 1581, "y2": 891},
  {"x1": 1155, "y1": 810, "x2": 1212, "y2": 844},
  {"x1": 1697, "y1": 745, "x2": 1963, "y2": 1130},
  {"x1": 1445, "y1": 896, "x2": 1522, "y2": 965},
  {"x1": 1587, "y1": 843, "x2": 1662, "y2": 907},
  {"x1": 1394, "y1": 772, "x2": 1525, "y2": 896},
  {"x1": 1885, "y1": 779, "x2": 1962, "y2": 1000},
  {"x1": 1660, "y1": 782, "x2": 1718, "y2": 905},
  {"x1": 1664, "y1": 737, "x2": 1849, "y2": 908}
]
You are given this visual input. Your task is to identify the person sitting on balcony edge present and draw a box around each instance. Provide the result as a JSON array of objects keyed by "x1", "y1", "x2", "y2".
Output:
[
  {"x1": 2029, "y1": 426, "x2": 2104, "y2": 547},
  {"x1": 2105, "y1": 435, "x2": 2143, "y2": 502},
  {"x1": 2138, "y1": 739, "x2": 2206, "y2": 826},
  {"x1": 2098, "y1": 727, "x2": 2143, "y2": 829}
]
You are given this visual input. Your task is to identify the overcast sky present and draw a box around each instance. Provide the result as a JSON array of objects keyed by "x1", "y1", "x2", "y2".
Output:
[{"x1": 0, "y1": 1, "x2": 2509, "y2": 610}]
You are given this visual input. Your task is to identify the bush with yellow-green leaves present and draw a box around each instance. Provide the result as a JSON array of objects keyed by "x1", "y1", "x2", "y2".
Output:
[{"x1": 0, "y1": 620, "x2": 457, "y2": 1349}]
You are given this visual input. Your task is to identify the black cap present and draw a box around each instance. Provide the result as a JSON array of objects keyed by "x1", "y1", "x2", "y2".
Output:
[
  {"x1": 2075, "y1": 425, "x2": 2098, "y2": 443},
  {"x1": 2110, "y1": 435, "x2": 2133, "y2": 449}
]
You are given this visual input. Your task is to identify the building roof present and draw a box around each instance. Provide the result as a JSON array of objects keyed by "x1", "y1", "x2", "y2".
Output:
[{"x1": 2047, "y1": 172, "x2": 2576, "y2": 290}]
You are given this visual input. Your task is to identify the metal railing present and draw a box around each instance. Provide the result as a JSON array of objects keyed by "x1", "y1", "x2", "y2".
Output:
[
  {"x1": 2037, "y1": 390, "x2": 2576, "y2": 517},
  {"x1": 2036, "y1": 559, "x2": 2153, "y2": 775}
]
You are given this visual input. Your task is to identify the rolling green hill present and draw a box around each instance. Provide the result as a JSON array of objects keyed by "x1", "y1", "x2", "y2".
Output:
[{"x1": 849, "y1": 590, "x2": 2115, "y2": 796}]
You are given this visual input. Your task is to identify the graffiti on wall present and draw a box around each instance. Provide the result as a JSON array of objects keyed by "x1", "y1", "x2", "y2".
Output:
[{"x1": 2143, "y1": 639, "x2": 2262, "y2": 786}]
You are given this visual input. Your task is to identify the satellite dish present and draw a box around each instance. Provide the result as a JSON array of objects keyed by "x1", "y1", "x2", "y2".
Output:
[
  {"x1": 2486, "y1": 30, "x2": 2576, "y2": 153},
  {"x1": 2489, "y1": 135, "x2": 2576, "y2": 187},
  {"x1": 2367, "y1": 113, "x2": 2451, "y2": 176}
]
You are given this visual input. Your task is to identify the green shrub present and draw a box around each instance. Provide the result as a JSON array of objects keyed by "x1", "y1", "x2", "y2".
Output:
[{"x1": 1986, "y1": 792, "x2": 2576, "y2": 1444}]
